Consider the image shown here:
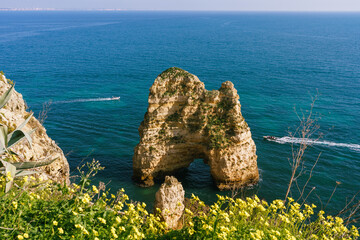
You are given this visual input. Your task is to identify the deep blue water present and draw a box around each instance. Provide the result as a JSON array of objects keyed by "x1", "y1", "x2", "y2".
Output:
[{"x1": 0, "y1": 11, "x2": 359, "y2": 213}]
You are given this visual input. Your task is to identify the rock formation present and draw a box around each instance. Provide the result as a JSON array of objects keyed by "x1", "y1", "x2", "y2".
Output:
[
  {"x1": 0, "y1": 73, "x2": 70, "y2": 184},
  {"x1": 154, "y1": 176, "x2": 185, "y2": 229},
  {"x1": 133, "y1": 67, "x2": 258, "y2": 190}
]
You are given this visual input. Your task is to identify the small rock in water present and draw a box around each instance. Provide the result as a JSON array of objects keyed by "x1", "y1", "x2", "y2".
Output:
[{"x1": 154, "y1": 176, "x2": 185, "y2": 229}]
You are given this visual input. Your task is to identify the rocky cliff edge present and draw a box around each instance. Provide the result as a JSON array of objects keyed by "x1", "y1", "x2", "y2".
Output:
[{"x1": 0, "y1": 73, "x2": 70, "y2": 184}]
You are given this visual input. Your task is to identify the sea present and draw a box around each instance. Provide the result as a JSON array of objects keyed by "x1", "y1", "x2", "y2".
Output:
[{"x1": 0, "y1": 11, "x2": 359, "y2": 213}]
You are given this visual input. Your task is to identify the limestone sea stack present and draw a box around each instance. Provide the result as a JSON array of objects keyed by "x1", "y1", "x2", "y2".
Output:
[
  {"x1": 133, "y1": 67, "x2": 258, "y2": 190},
  {"x1": 154, "y1": 176, "x2": 185, "y2": 229},
  {"x1": 0, "y1": 74, "x2": 70, "y2": 184}
]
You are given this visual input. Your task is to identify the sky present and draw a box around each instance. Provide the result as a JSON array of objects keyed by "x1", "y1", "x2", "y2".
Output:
[{"x1": 1, "y1": 0, "x2": 360, "y2": 11}]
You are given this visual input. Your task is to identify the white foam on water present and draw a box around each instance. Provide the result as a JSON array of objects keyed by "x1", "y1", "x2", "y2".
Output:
[
  {"x1": 272, "y1": 136, "x2": 360, "y2": 152},
  {"x1": 53, "y1": 97, "x2": 120, "y2": 104}
]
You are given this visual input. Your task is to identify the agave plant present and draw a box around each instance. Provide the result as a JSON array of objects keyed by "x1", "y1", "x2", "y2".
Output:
[
  {"x1": 0, "y1": 81, "x2": 57, "y2": 192},
  {"x1": 0, "y1": 83, "x2": 14, "y2": 109},
  {"x1": 0, "y1": 113, "x2": 34, "y2": 155}
]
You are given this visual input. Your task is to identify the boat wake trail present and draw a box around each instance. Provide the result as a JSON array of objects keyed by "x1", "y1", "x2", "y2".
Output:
[
  {"x1": 53, "y1": 97, "x2": 120, "y2": 104},
  {"x1": 273, "y1": 137, "x2": 360, "y2": 152}
]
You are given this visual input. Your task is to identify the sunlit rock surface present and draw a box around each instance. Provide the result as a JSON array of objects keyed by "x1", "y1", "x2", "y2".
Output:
[
  {"x1": 133, "y1": 67, "x2": 258, "y2": 190},
  {"x1": 154, "y1": 176, "x2": 185, "y2": 229}
]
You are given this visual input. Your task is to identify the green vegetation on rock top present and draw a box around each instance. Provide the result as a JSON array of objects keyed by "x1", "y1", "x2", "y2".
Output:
[{"x1": 158, "y1": 67, "x2": 194, "y2": 80}]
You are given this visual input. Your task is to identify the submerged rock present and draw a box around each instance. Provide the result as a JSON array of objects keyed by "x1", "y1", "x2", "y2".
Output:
[
  {"x1": 133, "y1": 67, "x2": 258, "y2": 190},
  {"x1": 0, "y1": 74, "x2": 70, "y2": 184},
  {"x1": 154, "y1": 176, "x2": 185, "y2": 229}
]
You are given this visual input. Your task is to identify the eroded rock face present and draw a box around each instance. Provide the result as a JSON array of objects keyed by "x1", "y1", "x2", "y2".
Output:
[
  {"x1": 0, "y1": 74, "x2": 70, "y2": 184},
  {"x1": 154, "y1": 176, "x2": 185, "y2": 229},
  {"x1": 133, "y1": 67, "x2": 258, "y2": 190}
]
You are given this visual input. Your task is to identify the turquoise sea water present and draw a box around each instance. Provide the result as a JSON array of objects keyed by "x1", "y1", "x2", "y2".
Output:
[{"x1": 0, "y1": 11, "x2": 359, "y2": 213}]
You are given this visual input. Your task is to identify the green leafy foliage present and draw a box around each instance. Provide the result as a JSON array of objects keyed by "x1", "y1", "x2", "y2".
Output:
[
  {"x1": 0, "y1": 162, "x2": 358, "y2": 240},
  {"x1": 158, "y1": 67, "x2": 193, "y2": 81}
]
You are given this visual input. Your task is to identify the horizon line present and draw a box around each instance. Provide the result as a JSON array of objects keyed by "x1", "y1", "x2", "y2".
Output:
[{"x1": 1, "y1": 8, "x2": 360, "y2": 13}]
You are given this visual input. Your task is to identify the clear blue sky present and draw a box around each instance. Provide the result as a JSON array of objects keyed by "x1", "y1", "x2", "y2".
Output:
[{"x1": 1, "y1": 0, "x2": 360, "y2": 11}]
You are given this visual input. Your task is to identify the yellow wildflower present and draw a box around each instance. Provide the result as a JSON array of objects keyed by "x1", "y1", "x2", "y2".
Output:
[
  {"x1": 6, "y1": 171, "x2": 13, "y2": 181},
  {"x1": 111, "y1": 226, "x2": 118, "y2": 238},
  {"x1": 98, "y1": 217, "x2": 106, "y2": 224},
  {"x1": 92, "y1": 185, "x2": 99, "y2": 193},
  {"x1": 257, "y1": 204, "x2": 266, "y2": 212},
  {"x1": 185, "y1": 208, "x2": 193, "y2": 215},
  {"x1": 81, "y1": 193, "x2": 91, "y2": 204},
  {"x1": 58, "y1": 228, "x2": 64, "y2": 234},
  {"x1": 351, "y1": 225, "x2": 359, "y2": 237},
  {"x1": 335, "y1": 217, "x2": 344, "y2": 224},
  {"x1": 250, "y1": 229, "x2": 264, "y2": 240}
]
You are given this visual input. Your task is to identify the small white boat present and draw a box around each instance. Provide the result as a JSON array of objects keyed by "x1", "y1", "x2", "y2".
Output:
[
  {"x1": 111, "y1": 96, "x2": 120, "y2": 100},
  {"x1": 263, "y1": 136, "x2": 277, "y2": 141}
]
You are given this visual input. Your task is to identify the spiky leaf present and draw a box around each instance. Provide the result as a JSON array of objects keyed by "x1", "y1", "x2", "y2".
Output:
[
  {"x1": 0, "y1": 125, "x2": 8, "y2": 154},
  {"x1": 7, "y1": 129, "x2": 33, "y2": 150},
  {"x1": 14, "y1": 112, "x2": 33, "y2": 132},
  {"x1": 0, "y1": 157, "x2": 58, "y2": 171},
  {"x1": 0, "y1": 160, "x2": 16, "y2": 193},
  {"x1": 13, "y1": 157, "x2": 57, "y2": 170},
  {"x1": 15, "y1": 169, "x2": 40, "y2": 177},
  {"x1": 0, "y1": 84, "x2": 14, "y2": 109}
]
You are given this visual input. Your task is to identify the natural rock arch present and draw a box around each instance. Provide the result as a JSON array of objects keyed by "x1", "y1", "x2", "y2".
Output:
[{"x1": 133, "y1": 67, "x2": 258, "y2": 190}]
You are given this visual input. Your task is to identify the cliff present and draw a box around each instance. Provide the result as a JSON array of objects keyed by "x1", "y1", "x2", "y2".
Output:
[
  {"x1": 0, "y1": 73, "x2": 70, "y2": 184},
  {"x1": 133, "y1": 67, "x2": 258, "y2": 190}
]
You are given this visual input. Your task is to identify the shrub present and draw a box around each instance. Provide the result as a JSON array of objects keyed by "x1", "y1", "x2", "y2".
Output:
[
  {"x1": 0, "y1": 160, "x2": 167, "y2": 240},
  {"x1": 0, "y1": 161, "x2": 358, "y2": 240},
  {"x1": 165, "y1": 195, "x2": 359, "y2": 240}
]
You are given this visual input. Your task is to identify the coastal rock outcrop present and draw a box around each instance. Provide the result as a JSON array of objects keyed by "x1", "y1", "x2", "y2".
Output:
[
  {"x1": 0, "y1": 73, "x2": 70, "y2": 184},
  {"x1": 154, "y1": 176, "x2": 185, "y2": 229},
  {"x1": 133, "y1": 67, "x2": 258, "y2": 190}
]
